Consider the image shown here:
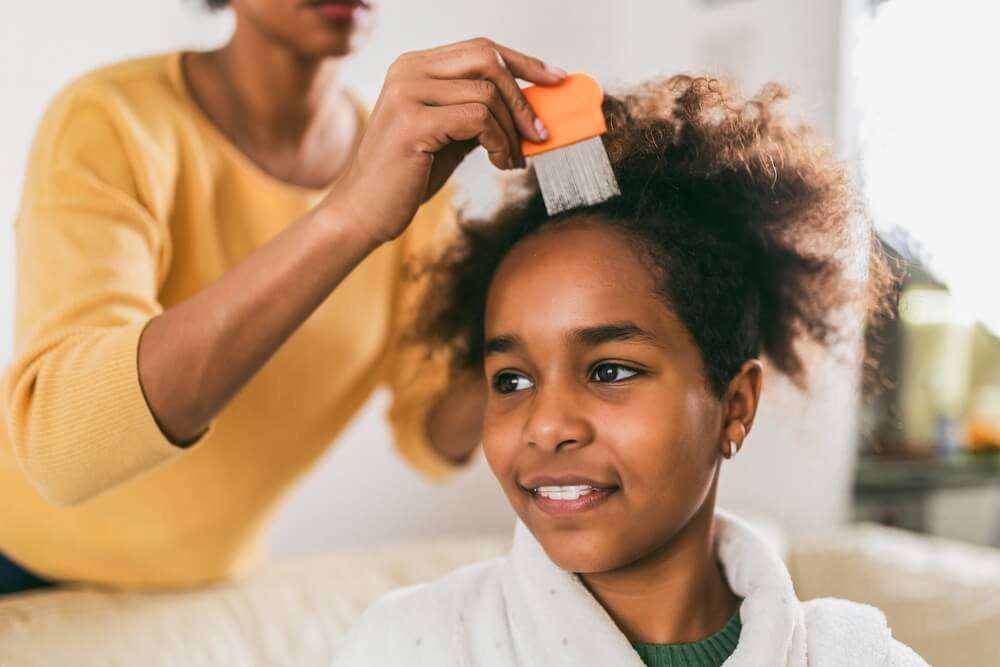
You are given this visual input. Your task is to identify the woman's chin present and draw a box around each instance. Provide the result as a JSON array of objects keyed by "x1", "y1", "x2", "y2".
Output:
[
  {"x1": 297, "y1": 28, "x2": 371, "y2": 59},
  {"x1": 302, "y1": 39, "x2": 360, "y2": 59}
]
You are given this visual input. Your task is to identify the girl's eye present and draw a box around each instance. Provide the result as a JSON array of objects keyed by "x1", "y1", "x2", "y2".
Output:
[
  {"x1": 590, "y1": 363, "x2": 640, "y2": 384},
  {"x1": 493, "y1": 372, "x2": 535, "y2": 394}
]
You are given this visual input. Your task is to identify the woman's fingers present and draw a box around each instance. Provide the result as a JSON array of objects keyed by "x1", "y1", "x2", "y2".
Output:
[
  {"x1": 321, "y1": 39, "x2": 566, "y2": 244},
  {"x1": 411, "y1": 78, "x2": 523, "y2": 167},
  {"x1": 424, "y1": 45, "x2": 545, "y2": 143},
  {"x1": 490, "y1": 42, "x2": 567, "y2": 85},
  {"x1": 415, "y1": 40, "x2": 564, "y2": 144},
  {"x1": 421, "y1": 103, "x2": 513, "y2": 170},
  {"x1": 430, "y1": 37, "x2": 566, "y2": 84}
]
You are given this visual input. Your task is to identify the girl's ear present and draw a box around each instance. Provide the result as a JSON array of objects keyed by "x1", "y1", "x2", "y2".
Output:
[{"x1": 721, "y1": 360, "x2": 763, "y2": 454}]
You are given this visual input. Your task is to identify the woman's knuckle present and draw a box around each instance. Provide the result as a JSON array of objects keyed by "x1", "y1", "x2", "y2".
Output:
[
  {"x1": 475, "y1": 45, "x2": 503, "y2": 69},
  {"x1": 476, "y1": 79, "x2": 499, "y2": 101},
  {"x1": 384, "y1": 81, "x2": 407, "y2": 103},
  {"x1": 468, "y1": 104, "x2": 490, "y2": 122}
]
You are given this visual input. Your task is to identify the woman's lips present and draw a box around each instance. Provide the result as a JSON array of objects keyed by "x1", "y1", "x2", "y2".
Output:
[{"x1": 307, "y1": 1, "x2": 367, "y2": 21}]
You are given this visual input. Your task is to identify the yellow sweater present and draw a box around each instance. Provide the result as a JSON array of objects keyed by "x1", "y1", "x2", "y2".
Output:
[{"x1": 0, "y1": 53, "x2": 458, "y2": 589}]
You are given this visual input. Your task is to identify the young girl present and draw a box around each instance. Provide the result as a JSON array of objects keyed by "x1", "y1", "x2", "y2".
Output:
[{"x1": 334, "y1": 76, "x2": 927, "y2": 666}]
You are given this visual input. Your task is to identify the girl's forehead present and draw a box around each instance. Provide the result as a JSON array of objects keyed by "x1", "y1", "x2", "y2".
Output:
[
  {"x1": 497, "y1": 216, "x2": 640, "y2": 276},
  {"x1": 484, "y1": 220, "x2": 672, "y2": 338}
]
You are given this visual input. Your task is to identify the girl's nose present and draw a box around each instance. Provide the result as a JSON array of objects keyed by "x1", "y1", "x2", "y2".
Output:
[{"x1": 521, "y1": 383, "x2": 595, "y2": 453}]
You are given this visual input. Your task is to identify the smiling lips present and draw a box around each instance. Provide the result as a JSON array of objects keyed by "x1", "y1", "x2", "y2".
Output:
[
  {"x1": 535, "y1": 485, "x2": 597, "y2": 501},
  {"x1": 522, "y1": 477, "x2": 619, "y2": 515}
]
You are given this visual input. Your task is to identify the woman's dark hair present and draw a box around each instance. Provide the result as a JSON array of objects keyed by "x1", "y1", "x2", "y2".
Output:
[
  {"x1": 204, "y1": 0, "x2": 229, "y2": 9},
  {"x1": 414, "y1": 75, "x2": 894, "y2": 396}
]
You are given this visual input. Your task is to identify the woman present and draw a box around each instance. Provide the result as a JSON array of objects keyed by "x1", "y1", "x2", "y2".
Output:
[
  {"x1": 0, "y1": 0, "x2": 566, "y2": 593},
  {"x1": 333, "y1": 76, "x2": 926, "y2": 665}
]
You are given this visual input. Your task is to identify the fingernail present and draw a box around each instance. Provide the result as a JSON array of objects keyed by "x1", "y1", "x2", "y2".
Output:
[
  {"x1": 545, "y1": 64, "x2": 568, "y2": 79},
  {"x1": 534, "y1": 117, "x2": 549, "y2": 141}
]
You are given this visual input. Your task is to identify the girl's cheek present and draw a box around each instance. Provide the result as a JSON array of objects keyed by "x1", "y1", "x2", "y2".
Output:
[{"x1": 483, "y1": 418, "x2": 522, "y2": 474}]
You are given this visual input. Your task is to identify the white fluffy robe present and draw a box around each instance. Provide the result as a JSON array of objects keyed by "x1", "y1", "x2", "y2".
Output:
[{"x1": 334, "y1": 511, "x2": 928, "y2": 666}]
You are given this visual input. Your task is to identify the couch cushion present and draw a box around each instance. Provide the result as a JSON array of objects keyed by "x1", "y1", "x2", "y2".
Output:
[{"x1": 0, "y1": 536, "x2": 510, "y2": 666}]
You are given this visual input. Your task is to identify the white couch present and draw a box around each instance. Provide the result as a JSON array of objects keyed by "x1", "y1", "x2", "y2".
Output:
[{"x1": 0, "y1": 522, "x2": 996, "y2": 666}]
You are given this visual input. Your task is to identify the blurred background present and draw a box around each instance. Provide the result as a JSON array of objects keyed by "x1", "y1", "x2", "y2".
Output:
[{"x1": 2, "y1": 0, "x2": 998, "y2": 559}]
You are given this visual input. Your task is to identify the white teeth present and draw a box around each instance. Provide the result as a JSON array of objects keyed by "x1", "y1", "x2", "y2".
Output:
[{"x1": 534, "y1": 485, "x2": 596, "y2": 501}]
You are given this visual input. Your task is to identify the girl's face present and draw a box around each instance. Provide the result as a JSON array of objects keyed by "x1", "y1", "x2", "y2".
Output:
[
  {"x1": 231, "y1": 1, "x2": 376, "y2": 57},
  {"x1": 483, "y1": 219, "x2": 759, "y2": 573}
]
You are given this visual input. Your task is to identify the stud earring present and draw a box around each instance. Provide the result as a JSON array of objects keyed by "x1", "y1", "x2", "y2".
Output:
[{"x1": 724, "y1": 440, "x2": 740, "y2": 459}]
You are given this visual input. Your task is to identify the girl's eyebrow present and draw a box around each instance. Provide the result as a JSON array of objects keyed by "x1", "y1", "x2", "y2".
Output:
[
  {"x1": 569, "y1": 321, "x2": 660, "y2": 348},
  {"x1": 484, "y1": 322, "x2": 660, "y2": 357},
  {"x1": 485, "y1": 334, "x2": 522, "y2": 356}
]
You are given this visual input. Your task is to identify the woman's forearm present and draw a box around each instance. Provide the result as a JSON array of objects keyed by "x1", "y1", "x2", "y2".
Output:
[{"x1": 138, "y1": 203, "x2": 379, "y2": 445}]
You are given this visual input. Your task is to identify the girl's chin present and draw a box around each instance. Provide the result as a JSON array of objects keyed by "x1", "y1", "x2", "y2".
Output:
[
  {"x1": 534, "y1": 532, "x2": 629, "y2": 575},
  {"x1": 551, "y1": 553, "x2": 626, "y2": 576}
]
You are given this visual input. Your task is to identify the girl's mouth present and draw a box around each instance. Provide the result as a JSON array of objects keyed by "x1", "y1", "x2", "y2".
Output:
[{"x1": 527, "y1": 484, "x2": 619, "y2": 515}]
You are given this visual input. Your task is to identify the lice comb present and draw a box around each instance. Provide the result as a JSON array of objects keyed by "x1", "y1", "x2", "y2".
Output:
[{"x1": 522, "y1": 73, "x2": 620, "y2": 216}]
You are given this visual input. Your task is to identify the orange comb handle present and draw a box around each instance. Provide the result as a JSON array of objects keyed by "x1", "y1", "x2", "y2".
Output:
[{"x1": 521, "y1": 73, "x2": 608, "y2": 158}]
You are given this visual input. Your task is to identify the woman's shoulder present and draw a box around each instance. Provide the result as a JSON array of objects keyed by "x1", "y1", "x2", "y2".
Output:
[
  {"x1": 32, "y1": 52, "x2": 193, "y2": 158},
  {"x1": 334, "y1": 556, "x2": 508, "y2": 664},
  {"x1": 24, "y1": 53, "x2": 190, "y2": 212},
  {"x1": 56, "y1": 52, "x2": 181, "y2": 109},
  {"x1": 39, "y1": 53, "x2": 184, "y2": 139}
]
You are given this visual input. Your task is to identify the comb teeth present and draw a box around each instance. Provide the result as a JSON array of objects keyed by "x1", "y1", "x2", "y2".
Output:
[{"x1": 531, "y1": 136, "x2": 621, "y2": 216}]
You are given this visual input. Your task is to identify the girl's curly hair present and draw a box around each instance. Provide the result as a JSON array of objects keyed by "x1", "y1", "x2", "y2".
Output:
[{"x1": 414, "y1": 75, "x2": 894, "y2": 396}]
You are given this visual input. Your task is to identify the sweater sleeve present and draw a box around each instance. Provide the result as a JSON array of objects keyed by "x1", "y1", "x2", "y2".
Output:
[
  {"x1": 2, "y1": 85, "x2": 199, "y2": 507},
  {"x1": 381, "y1": 185, "x2": 470, "y2": 480}
]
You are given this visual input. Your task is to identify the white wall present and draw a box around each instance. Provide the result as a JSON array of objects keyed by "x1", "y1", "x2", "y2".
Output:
[{"x1": 2, "y1": 0, "x2": 853, "y2": 557}]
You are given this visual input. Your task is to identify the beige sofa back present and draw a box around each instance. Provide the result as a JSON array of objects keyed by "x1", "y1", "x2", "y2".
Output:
[{"x1": 1, "y1": 524, "x2": 996, "y2": 666}]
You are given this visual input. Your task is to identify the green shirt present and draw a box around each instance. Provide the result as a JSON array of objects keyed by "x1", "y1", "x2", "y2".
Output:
[{"x1": 632, "y1": 603, "x2": 742, "y2": 667}]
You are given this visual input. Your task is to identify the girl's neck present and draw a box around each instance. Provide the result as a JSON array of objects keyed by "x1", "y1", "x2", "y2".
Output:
[{"x1": 580, "y1": 498, "x2": 739, "y2": 645}]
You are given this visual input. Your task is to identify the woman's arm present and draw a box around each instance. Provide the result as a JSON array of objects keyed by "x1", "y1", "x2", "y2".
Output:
[
  {"x1": 140, "y1": 39, "x2": 563, "y2": 446},
  {"x1": 6, "y1": 39, "x2": 561, "y2": 506},
  {"x1": 137, "y1": 203, "x2": 374, "y2": 445}
]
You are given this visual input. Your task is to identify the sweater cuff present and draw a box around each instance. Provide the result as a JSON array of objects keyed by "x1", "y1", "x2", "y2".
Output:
[
  {"x1": 60, "y1": 320, "x2": 203, "y2": 500},
  {"x1": 11, "y1": 321, "x2": 211, "y2": 505}
]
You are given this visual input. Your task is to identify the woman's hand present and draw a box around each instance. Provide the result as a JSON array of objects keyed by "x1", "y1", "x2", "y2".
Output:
[
  {"x1": 323, "y1": 38, "x2": 566, "y2": 245},
  {"x1": 427, "y1": 370, "x2": 488, "y2": 464}
]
